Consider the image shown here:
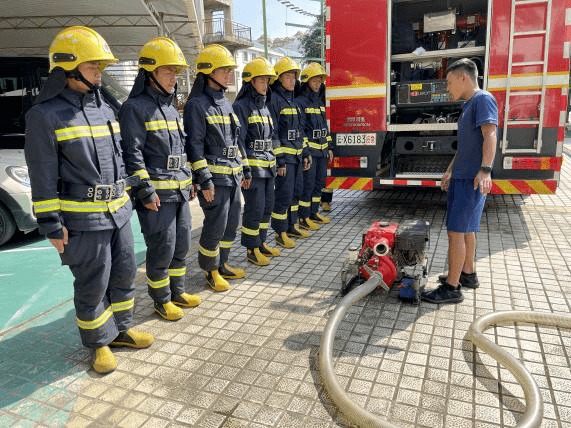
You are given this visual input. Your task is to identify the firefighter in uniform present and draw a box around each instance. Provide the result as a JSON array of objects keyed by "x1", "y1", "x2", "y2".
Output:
[
  {"x1": 24, "y1": 26, "x2": 154, "y2": 374},
  {"x1": 119, "y1": 37, "x2": 201, "y2": 322},
  {"x1": 268, "y1": 57, "x2": 311, "y2": 248},
  {"x1": 297, "y1": 63, "x2": 333, "y2": 227},
  {"x1": 233, "y1": 57, "x2": 281, "y2": 265},
  {"x1": 184, "y1": 44, "x2": 251, "y2": 291}
]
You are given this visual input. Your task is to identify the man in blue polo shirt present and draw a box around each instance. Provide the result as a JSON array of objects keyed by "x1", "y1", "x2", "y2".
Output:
[{"x1": 422, "y1": 58, "x2": 498, "y2": 304}]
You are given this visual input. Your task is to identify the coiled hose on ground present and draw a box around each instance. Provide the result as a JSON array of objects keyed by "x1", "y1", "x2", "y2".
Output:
[{"x1": 319, "y1": 273, "x2": 571, "y2": 428}]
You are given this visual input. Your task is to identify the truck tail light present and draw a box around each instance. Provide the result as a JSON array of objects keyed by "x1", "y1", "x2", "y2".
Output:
[
  {"x1": 504, "y1": 157, "x2": 562, "y2": 171},
  {"x1": 330, "y1": 156, "x2": 368, "y2": 169}
]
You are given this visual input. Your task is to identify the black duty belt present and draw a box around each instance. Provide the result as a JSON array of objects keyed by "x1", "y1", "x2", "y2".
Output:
[
  {"x1": 61, "y1": 176, "x2": 140, "y2": 202},
  {"x1": 312, "y1": 129, "x2": 328, "y2": 139},
  {"x1": 146, "y1": 154, "x2": 187, "y2": 171},
  {"x1": 207, "y1": 145, "x2": 239, "y2": 159},
  {"x1": 248, "y1": 139, "x2": 272, "y2": 151}
]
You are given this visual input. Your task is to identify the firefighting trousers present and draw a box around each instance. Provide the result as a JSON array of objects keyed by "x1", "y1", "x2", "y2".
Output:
[
  {"x1": 137, "y1": 201, "x2": 191, "y2": 304},
  {"x1": 60, "y1": 222, "x2": 136, "y2": 348},
  {"x1": 197, "y1": 184, "x2": 241, "y2": 271},
  {"x1": 272, "y1": 161, "x2": 300, "y2": 233},
  {"x1": 241, "y1": 176, "x2": 275, "y2": 249},
  {"x1": 300, "y1": 156, "x2": 327, "y2": 218},
  {"x1": 321, "y1": 187, "x2": 333, "y2": 203},
  {"x1": 289, "y1": 161, "x2": 303, "y2": 228}
]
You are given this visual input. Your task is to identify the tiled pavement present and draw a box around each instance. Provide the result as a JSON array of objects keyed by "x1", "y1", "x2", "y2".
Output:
[{"x1": 2, "y1": 143, "x2": 571, "y2": 427}]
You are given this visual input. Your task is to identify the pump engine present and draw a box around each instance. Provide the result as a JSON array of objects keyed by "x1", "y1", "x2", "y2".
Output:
[{"x1": 341, "y1": 220, "x2": 430, "y2": 303}]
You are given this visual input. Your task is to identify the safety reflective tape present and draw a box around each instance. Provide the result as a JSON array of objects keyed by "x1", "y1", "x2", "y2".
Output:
[
  {"x1": 219, "y1": 241, "x2": 233, "y2": 249},
  {"x1": 327, "y1": 84, "x2": 387, "y2": 100},
  {"x1": 280, "y1": 108, "x2": 298, "y2": 115},
  {"x1": 59, "y1": 194, "x2": 130, "y2": 213},
  {"x1": 192, "y1": 159, "x2": 208, "y2": 170},
  {"x1": 247, "y1": 159, "x2": 276, "y2": 168},
  {"x1": 326, "y1": 136, "x2": 332, "y2": 142},
  {"x1": 488, "y1": 73, "x2": 569, "y2": 91},
  {"x1": 290, "y1": 204, "x2": 299, "y2": 212},
  {"x1": 76, "y1": 307, "x2": 113, "y2": 330},
  {"x1": 274, "y1": 147, "x2": 303, "y2": 155},
  {"x1": 206, "y1": 115, "x2": 231, "y2": 125},
  {"x1": 242, "y1": 226, "x2": 259, "y2": 236},
  {"x1": 55, "y1": 123, "x2": 120, "y2": 141},
  {"x1": 312, "y1": 196, "x2": 321, "y2": 203},
  {"x1": 271, "y1": 212, "x2": 287, "y2": 220},
  {"x1": 168, "y1": 267, "x2": 186, "y2": 277},
  {"x1": 259, "y1": 222, "x2": 269, "y2": 229},
  {"x1": 145, "y1": 120, "x2": 178, "y2": 131},
  {"x1": 320, "y1": 106, "x2": 326, "y2": 112},
  {"x1": 326, "y1": 177, "x2": 374, "y2": 190},
  {"x1": 304, "y1": 107, "x2": 321, "y2": 114},
  {"x1": 299, "y1": 200, "x2": 311, "y2": 207},
  {"x1": 199, "y1": 245, "x2": 219, "y2": 257},
  {"x1": 207, "y1": 164, "x2": 243, "y2": 175},
  {"x1": 147, "y1": 276, "x2": 169, "y2": 289},
  {"x1": 111, "y1": 299, "x2": 134, "y2": 312},
  {"x1": 150, "y1": 178, "x2": 192, "y2": 190},
  {"x1": 308, "y1": 142, "x2": 328, "y2": 150},
  {"x1": 134, "y1": 169, "x2": 150, "y2": 180},
  {"x1": 248, "y1": 115, "x2": 271, "y2": 124},
  {"x1": 242, "y1": 158, "x2": 250, "y2": 167},
  {"x1": 32, "y1": 198, "x2": 61, "y2": 213},
  {"x1": 492, "y1": 180, "x2": 557, "y2": 194}
]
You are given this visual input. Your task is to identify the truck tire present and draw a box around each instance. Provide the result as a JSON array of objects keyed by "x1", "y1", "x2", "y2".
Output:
[{"x1": 0, "y1": 203, "x2": 17, "y2": 246}]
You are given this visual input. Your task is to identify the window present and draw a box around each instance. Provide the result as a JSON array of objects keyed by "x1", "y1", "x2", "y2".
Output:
[{"x1": 243, "y1": 51, "x2": 248, "y2": 62}]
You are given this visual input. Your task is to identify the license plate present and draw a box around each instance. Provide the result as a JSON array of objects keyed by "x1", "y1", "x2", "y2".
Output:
[{"x1": 335, "y1": 133, "x2": 376, "y2": 146}]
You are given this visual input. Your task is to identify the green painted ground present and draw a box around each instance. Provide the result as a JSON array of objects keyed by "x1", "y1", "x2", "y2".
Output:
[{"x1": 0, "y1": 217, "x2": 146, "y2": 332}]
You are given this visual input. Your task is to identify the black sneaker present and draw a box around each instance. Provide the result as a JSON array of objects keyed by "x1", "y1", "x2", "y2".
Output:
[
  {"x1": 421, "y1": 282, "x2": 464, "y2": 304},
  {"x1": 437, "y1": 272, "x2": 479, "y2": 289}
]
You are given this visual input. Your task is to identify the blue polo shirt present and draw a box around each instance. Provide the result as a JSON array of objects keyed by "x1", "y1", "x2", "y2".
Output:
[{"x1": 452, "y1": 90, "x2": 498, "y2": 179}]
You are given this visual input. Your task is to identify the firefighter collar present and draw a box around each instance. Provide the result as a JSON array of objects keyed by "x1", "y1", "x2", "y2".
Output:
[
  {"x1": 204, "y1": 85, "x2": 226, "y2": 106},
  {"x1": 273, "y1": 83, "x2": 294, "y2": 103},
  {"x1": 59, "y1": 87, "x2": 97, "y2": 108},
  {"x1": 145, "y1": 85, "x2": 174, "y2": 106}
]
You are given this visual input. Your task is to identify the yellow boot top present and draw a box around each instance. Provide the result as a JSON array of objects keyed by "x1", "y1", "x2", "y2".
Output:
[
  {"x1": 207, "y1": 270, "x2": 231, "y2": 292},
  {"x1": 247, "y1": 248, "x2": 271, "y2": 266},
  {"x1": 93, "y1": 346, "x2": 116, "y2": 374},
  {"x1": 111, "y1": 329, "x2": 154, "y2": 349},
  {"x1": 275, "y1": 232, "x2": 296, "y2": 249},
  {"x1": 173, "y1": 293, "x2": 202, "y2": 307},
  {"x1": 155, "y1": 301, "x2": 185, "y2": 321},
  {"x1": 261, "y1": 242, "x2": 281, "y2": 257},
  {"x1": 220, "y1": 263, "x2": 246, "y2": 279}
]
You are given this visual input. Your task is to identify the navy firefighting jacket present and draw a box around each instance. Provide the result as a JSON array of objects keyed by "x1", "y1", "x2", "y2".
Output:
[
  {"x1": 184, "y1": 85, "x2": 250, "y2": 188},
  {"x1": 119, "y1": 86, "x2": 192, "y2": 204},
  {"x1": 25, "y1": 88, "x2": 132, "y2": 237},
  {"x1": 267, "y1": 83, "x2": 308, "y2": 167},
  {"x1": 296, "y1": 87, "x2": 332, "y2": 158},
  {"x1": 233, "y1": 84, "x2": 276, "y2": 178}
]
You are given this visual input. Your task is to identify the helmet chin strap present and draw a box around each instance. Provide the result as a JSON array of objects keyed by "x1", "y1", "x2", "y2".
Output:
[
  {"x1": 148, "y1": 72, "x2": 173, "y2": 97},
  {"x1": 206, "y1": 74, "x2": 227, "y2": 91},
  {"x1": 68, "y1": 69, "x2": 102, "y2": 106}
]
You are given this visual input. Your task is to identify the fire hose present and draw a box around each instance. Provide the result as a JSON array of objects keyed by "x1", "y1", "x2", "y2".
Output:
[{"x1": 319, "y1": 272, "x2": 571, "y2": 428}]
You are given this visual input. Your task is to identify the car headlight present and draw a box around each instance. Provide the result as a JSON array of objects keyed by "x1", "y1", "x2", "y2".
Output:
[{"x1": 6, "y1": 166, "x2": 31, "y2": 188}]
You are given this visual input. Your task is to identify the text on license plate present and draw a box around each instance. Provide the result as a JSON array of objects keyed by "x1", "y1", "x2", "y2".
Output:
[{"x1": 335, "y1": 133, "x2": 376, "y2": 146}]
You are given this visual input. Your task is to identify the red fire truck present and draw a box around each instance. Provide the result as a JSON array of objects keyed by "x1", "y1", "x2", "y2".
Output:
[{"x1": 325, "y1": 0, "x2": 570, "y2": 194}]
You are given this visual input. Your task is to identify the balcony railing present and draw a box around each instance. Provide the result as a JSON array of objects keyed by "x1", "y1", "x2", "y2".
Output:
[{"x1": 203, "y1": 18, "x2": 252, "y2": 47}]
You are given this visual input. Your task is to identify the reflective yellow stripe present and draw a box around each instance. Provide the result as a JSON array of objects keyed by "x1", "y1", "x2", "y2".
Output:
[
  {"x1": 134, "y1": 169, "x2": 150, "y2": 180},
  {"x1": 259, "y1": 222, "x2": 269, "y2": 230},
  {"x1": 247, "y1": 159, "x2": 276, "y2": 168},
  {"x1": 304, "y1": 107, "x2": 321, "y2": 114},
  {"x1": 280, "y1": 108, "x2": 297, "y2": 115},
  {"x1": 33, "y1": 199, "x2": 61, "y2": 213},
  {"x1": 199, "y1": 245, "x2": 219, "y2": 257},
  {"x1": 248, "y1": 115, "x2": 271, "y2": 124},
  {"x1": 59, "y1": 194, "x2": 130, "y2": 213},
  {"x1": 242, "y1": 226, "x2": 259, "y2": 236},
  {"x1": 192, "y1": 159, "x2": 208, "y2": 170},
  {"x1": 274, "y1": 147, "x2": 303, "y2": 155},
  {"x1": 326, "y1": 136, "x2": 332, "y2": 142},
  {"x1": 312, "y1": 196, "x2": 321, "y2": 203},
  {"x1": 55, "y1": 123, "x2": 119, "y2": 142},
  {"x1": 145, "y1": 120, "x2": 178, "y2": 132},
  {"x1": 299, "y1": 200, "x2": 311, "y2": 207},
  {"x1": 290, "y1": 204, "x2": 299, "y2": 212},
  {"x1": 206, "y1": 115, "x2": 231, "y2": 125},
  {"x1": 111, "y1": 299, "x2": 134, "y2": 312},
  {"x1": 76, "y1": 307, "x2": 112, "y2": 330},
  {"x1": 168, "y1": 267, "x2": 186, "y2": 277},
  {"x1": 207, "y1": 164, "x2": 243, "y2": 175},
  {"x1": 242, "y1": 158, "x2": 250, "y2": 167},
  {"x1": 147, "y1": 276, "x2": 169, "y2": 289},
  {"x1": 149, "y1": 178, "x2": 192, "y2": 190},
  {"x1": 320, "y1": 106, "x2": 325, "y2": 112},
  {"x1": 308, "y1": 142, "x2": 328, "y2": 150},
  {"x1": 220, "y1": 241, "x2": 233, "y2": 249},
  {"x1": 271, "y1": 212, "x2": 287, "y2": 220}
]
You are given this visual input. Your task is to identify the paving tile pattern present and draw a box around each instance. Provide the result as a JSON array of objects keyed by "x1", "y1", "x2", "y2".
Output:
[{"x1": 1, "y1": 143, "x2": 571, "y2": 427}]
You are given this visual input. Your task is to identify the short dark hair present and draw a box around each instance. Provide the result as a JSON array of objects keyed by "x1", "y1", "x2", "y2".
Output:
[{"x1": 446, "y1": 58, "x2": 478, "y2": 83}]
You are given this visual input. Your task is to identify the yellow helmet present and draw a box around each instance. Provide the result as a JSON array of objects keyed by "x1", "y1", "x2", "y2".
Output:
[
  {"x1": 242, "y1": 57, "x2": 276, "y2": 83},
  {"x1": 138, "y1": 37, "x2": 188, "y2": 72},
  {"x1": 49, "y1": 26, "x2": 117, "y2": 72},
  {"x1": 273, "y1": 57, "x2": 301, "y2": 81},
  {"x1": 196, "y1": 44, "x2": 236, "y2": 74},
  {"x1": 301, "y1": 62, "x2": 327, "y2": 83}
]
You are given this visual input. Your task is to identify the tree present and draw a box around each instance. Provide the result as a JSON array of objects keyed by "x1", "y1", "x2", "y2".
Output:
[{"x1": 300, "y1": 16, "x2": 324, "y2": 63}]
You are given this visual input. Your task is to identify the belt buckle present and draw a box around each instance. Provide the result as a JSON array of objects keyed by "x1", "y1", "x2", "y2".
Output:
[
  {"x1": 94, "y1": 184, "x2": 114, "y2": 202},
  {"x1": 287, "y1": 130, "x2": 296, "y2": 141},
  {"x1": 312, "y1": 129, "x2": 321, "y2": 139},
  {"x1": 115, "y1": 179, "x2": 126, "y2": 198},
  {"x1": 167, "y1": 155, "x2": 182, "y2": 170},
  {"x1": 264, "y1": 140, "x2": 272, "y2": 151},
  {"x1": 253, "y1": 140, "x2": 264, "y2": 151},
  {"x1": 226, "y1": 146, "x2": 237, "y2": 159},
  {"x1": 322, "y1": 128, "x2": 327, "y2": 138}
]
